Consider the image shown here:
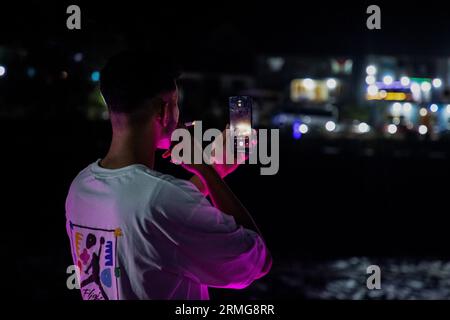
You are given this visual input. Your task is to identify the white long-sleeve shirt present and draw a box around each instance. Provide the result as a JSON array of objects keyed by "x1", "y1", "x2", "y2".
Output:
[{"x1": 65, "y1": 160, "x2": 271, "y2": 300}]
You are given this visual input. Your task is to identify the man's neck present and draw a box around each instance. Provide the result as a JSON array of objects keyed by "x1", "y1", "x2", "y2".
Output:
[{"x1": 100, "y1": 127, "x2": 157, "y2": 170}]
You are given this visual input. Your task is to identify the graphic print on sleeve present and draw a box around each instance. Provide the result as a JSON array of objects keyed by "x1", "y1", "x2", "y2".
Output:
[{"x1": 69, "y1": 221, "x2": 123, "y2": 300}]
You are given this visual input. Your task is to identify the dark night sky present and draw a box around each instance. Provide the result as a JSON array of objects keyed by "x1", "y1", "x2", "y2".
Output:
[{"x1": 1, "y1": 1, "x2": 450, "y2": 71}]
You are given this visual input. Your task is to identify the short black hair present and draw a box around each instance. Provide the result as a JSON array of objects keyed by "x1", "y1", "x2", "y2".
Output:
[{"x1": 100, "y1": 50, "x2": 180, "y2": 114}]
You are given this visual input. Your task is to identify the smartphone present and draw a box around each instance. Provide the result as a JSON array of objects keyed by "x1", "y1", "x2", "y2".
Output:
[{"x1": 229, "y1": 96, "x2": 252, "y2": 154}]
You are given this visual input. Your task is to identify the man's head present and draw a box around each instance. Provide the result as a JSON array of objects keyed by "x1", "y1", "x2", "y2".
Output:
[{"x1": 100, "y1": 50, "x2": 180, "y2": 149}]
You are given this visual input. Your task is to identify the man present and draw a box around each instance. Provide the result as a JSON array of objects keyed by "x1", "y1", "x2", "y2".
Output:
[{"x1": 65, "y1": 50, "x2": 271, "y2": 300}]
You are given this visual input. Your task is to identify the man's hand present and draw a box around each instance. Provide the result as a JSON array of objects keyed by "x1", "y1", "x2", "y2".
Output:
[
  {"x1": 161, "y1": 123, "x2": 256, "y2": 195},
  {"x1": 211, "y1": 125, "x2": 244, "y2": 178}
]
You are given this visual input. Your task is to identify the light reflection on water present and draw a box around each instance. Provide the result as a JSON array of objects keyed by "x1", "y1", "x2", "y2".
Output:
[{"x1": 232, "y1": 257, "x2": 450, "y2": 300}]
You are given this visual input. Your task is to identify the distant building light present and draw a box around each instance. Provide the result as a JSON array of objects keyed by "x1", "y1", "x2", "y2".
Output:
[
  {"x1": 326, "y1": 78, "x2": 337, "y2": 89},
  {"x1": 365, "y1": 75, "x2": 376, "y2": 85},
  {"x1": 420, "y1": 108, "x2": 428, "y2": 117},
  {"x1": 383, "y1": 75, "x2": 394, "y2": 85},
  {"x1": 387, "y1": 124, "x2": 397, "y2": 134},
  {"x1": 91, "y1": 71, "x2": 100, "y2": 82},
  {"x1": 299, "y1": 124, "x2": 309, "y2": 134},
  {"x1": 0, "y1": 65, "x2": 6, "y2": 77},
  {"x1": 400, "y1": 76, "x2": 410, "y2": 86},
  {"x1": 403, "y1": 103, "x2": 412, "y2": 113},
  {"x1": 367, "y1": 91, "x2": 406, "y2": 101},
  {"x1": 74, "y1": 52, "x2": 84, "y2": 63},
  {"x1": 366, "y1": 65, "x2": 377, "y2": 75},
  {"x1": 418, "y1": 125, "x2": 428, "y2": 135},
  {"x1": 421, "y1": 82, "x2": 432, "y2": 92},
  {"x1": 325, "y1": 121, "x2": 336, "y2": 132},
  {"x1": 358, "y1": 122, "x2": 370, "y2": 133},
  {"x1": 392, "y1": 102, "x2": 402, "y2": 115},
  {"x1": 410, "y1": 82, "x2": 421, "y2": 94},
  {"x1": 432, "y1": 78, "x2": 442, "y2": 88},
  {"x1": 27, "y1": 67, "x2": 36, "y2": 78},
  {"x1": 367, "y1": 84, "x2": 378, "y2": 96},
  {"x1": 303, "y1": 78, "x2": 316, "y2": 91},
  {"x1": 267, "y1": 57, "x2": 284, "y2": 72},
  {"x1": 292, "y1": 121, "x2": 302, "y2": 139}
]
